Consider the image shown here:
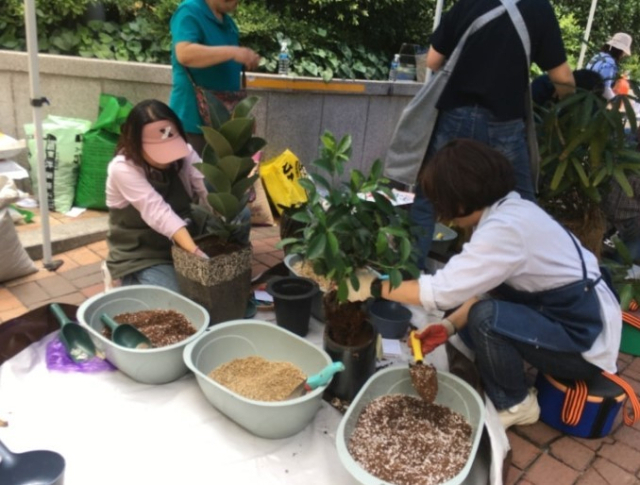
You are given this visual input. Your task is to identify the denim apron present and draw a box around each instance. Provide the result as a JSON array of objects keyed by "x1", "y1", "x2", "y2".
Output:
[
  {"x1": 106, "y1": 164, "x2": 208, "y2": 280},
  {"x1": 490, "y1": 230, "x2": 604, "y2": 353}
]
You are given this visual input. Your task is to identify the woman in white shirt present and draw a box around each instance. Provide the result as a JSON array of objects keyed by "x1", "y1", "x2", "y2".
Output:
[{"x1": 354, "y1": 139, "x2": 621, "y2": 428}]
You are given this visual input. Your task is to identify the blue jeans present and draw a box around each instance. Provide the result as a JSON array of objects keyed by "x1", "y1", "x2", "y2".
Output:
[
  {"x1": 121, "y1": 264, "x2": 180, "y2": 293},
  {"x1": 410, "y1": 105, "x2": 536, "y2": 270},
  {"x1": 459, "y1": 300, "x2": 600, "y2": 409}
]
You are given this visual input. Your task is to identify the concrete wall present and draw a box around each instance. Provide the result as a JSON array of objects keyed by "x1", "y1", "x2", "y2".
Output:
[{"x1": 0, "y1": 50, "x2": 420, "y2": 181}]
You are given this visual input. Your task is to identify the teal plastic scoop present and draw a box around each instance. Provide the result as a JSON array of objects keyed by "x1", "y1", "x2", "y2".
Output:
[
  {"x1": 49, "y1": 303, "x2": 98, "y2": 363},
  {"x1": 100, "y1": 314, "x2": 152, "y2": 350},
  {"x1": 287, "y1": 361, "x2": 345, "y2": 399}
]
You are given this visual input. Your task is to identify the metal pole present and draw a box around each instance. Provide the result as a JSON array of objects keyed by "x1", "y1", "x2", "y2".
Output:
[
  {"x1": 24, "y1": 0, "x2": 62, "y2": 271},
  {"x1": 424, "y1": 0, "x2": 445, "y2": 84},
  {"x1": 577, "y1": 0, "x2": 598, "y2": 69}
]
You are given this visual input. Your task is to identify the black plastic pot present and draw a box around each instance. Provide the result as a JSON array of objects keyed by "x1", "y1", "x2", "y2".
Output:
[
  {"x1": 367, "y1": 299, "x2": 412, "y2": 339},
  {"x1": 323, "y1": 321, "x2": 377, "y2": 402},
  {"x1": 267, "y1": 276, "x2": 319, "y2": 337}
]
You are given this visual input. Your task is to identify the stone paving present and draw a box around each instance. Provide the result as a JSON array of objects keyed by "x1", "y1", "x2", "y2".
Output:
[{"x1": 2, "y1": 216, "x2": 640, "y2": 485}]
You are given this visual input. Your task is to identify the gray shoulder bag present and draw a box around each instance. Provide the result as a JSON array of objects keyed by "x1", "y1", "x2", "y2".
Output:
[
  {"x1": 384, "y1": 0, "x2": 539, "y2": 188},
  {"x1": 500, "y1": 0, "x2": 541, "y2": 191}
]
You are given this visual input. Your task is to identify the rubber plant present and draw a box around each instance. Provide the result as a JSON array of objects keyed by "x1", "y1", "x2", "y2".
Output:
[
  {"x1": 278, "y1": 131, "x2": 420, "y2": 344},
  {"x1": 171, "y1": 96, "x2": 266, "y2": 325},
  {"x1": 536, "y1": 90, "x2": 640, "y2": 257}
]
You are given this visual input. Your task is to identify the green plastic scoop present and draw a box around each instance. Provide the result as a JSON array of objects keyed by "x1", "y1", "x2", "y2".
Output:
[
  {"x1": 49, "y1": 303, "x2": 98, "y2": 363},
  {"x1": 100, "y1": 314, "x2": 152, "y2": 350},
  {"x1": 287, "y1": 361, "x2": 345, "y2": 399}
]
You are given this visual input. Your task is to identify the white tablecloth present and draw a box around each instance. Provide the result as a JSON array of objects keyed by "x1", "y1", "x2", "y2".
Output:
[{"x1": 0, "y1": 309, "x2": 502, "y2": 485}]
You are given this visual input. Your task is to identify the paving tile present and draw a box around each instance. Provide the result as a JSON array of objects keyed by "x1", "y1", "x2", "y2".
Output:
[
  {"x1": 572, "y1": 435, "x2": 613, "y2": 451},
  {"x1": 64, "y1": 247, "x2": 103, "y2": 266},
  {"x1": 613, "y1": 426, "x2": 640, "y2": 450},
  {"x1": 252, "y1": 252, "x2": 284, "y2": 268},
  {"x1": 627, "y1": 358, "x2": 640, "y2": 373},
  {"x1": 597, "y1": 441, "x2": 640, "y2": 474},
  {"x1": 60, "y1": 262, "x2": 103, "y2": 281},
  {"x1": 514, "y1": 421, "x2": 563, "y2": 447},
  {"x1": 72, "y1": 271, "x2": 105, "y2": 290},
  {"x1": 3, "y1": 266, "x2": 52, "y2": 287},
  {"x1": 621, "y1": 366, "x2": 640, "y2": 383},
  {"x1": 86, "y1": 240, "x2": 108, "y2": 251},
  {"x1": 582, "y1": 457, "x2": 639, "y2": 485},
  {"x1": 523, "y1": 453, "x2": 579, "y2": 485},
  {"x1": 36, "y1": 274, "x2": 78, "y2": 298},
  {"x1": 505, "y1": 465, "x2": 523, "y2": 485},
  {"x1": 0, "y1": 305, "x2": 29, "y2": 323},
  {"x1": 508, "y1": 431, "x2": 542, "y2": 470},
  {"x1": 10, "y1": 281, "x2": 50, "y2": 306},
  {"x1": 48, "y1": 292, "x2": 88, "y2": 306},
  {"x1": 252, "y1": 263, "x2": 269, "y2": 279},
  {"x1": 0, "y1": 288, "x2": 24, "y2": 311},
  {"x1": 54, "y1": 254, "x2": 81, "y2": 272},
  {"x1": 550, "y1": 437, "x2": 596, "y2": 471},
  {"x1": 81, "y1": 283, "x2": 105, "y2": 299}
]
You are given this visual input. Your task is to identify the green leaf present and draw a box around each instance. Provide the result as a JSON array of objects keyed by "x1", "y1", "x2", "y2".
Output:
[
  {"x1": 232, "y1": 96, "x2": 260, "y2": 119},
  {"x1": 207, "y1": 192, "x2": 240, "y2": 220},
  {"x1": 218, "y1": 155, "x2": 255, "y2": 182},
  {"x1": 202, "y1": 126, "x2": 233, "y2": 158},
  {"x1": 231, "y1": 173, "x2": 258, "y2": 199},
  {"x1": 613, "y1": 168, "x2": 634, "y2": 197},
  {"x1": 197, "y1": 164, "x2": 230, "y2": 193},
  {"x1": 220, "y1": 118, "x2": 254, "y2": 153},
  {"x1": 307, "y1": 233, "x2": 327, "y2": 260},
  {"x1": 376, "y1": 232, "x2": 388, "y2": 255}
]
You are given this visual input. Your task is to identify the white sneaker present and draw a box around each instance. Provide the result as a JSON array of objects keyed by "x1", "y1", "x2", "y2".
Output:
[{"x1": 498, "y1": 388, "x2": 540, "y2": 429}]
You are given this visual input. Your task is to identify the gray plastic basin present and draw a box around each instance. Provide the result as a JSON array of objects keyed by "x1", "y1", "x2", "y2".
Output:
[
  {"x1": 77, "y1": 285, "x2": 209, "y2": 384},
  {"x1": 336, "y1": 365, "x2": 485, "y2": 485},
  {"x1": 183, "y1": 319, "x2": 333, "y2": 439}
]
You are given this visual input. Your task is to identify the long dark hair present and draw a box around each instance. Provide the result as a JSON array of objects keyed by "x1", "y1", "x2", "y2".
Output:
[
  {"x1": 420, "y1": 139, "x2": 516, "y2": 222},
  {"x1": 116, "y1": 99, "x2": 188, "y2": 171}
]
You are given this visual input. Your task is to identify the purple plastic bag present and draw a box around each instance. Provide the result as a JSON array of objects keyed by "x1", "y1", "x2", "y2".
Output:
[{"x1": 46, "y1": 334, "x2": 115, "y2": 372}]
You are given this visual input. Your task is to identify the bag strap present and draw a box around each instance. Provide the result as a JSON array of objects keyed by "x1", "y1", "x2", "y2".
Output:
[
  {"x1": 185, "y1": 67, "x2": 247, "y2": 91},
  {"x1": 499, "y1": 0, "x2": 530, "y2": 66},
  {"x1": 602, "y1": 371, "x2": 640, "y2": 426},
  {"x1": 561, "y1": 379, "x2": 588, "y2": 426},
  {"x1": 622, "y1": 310, "x2": 640, "y2": 330}
]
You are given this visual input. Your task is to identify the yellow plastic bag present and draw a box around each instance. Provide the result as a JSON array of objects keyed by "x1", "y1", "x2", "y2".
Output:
[{"x1": 259, "y1": 149, "x2": 308, "y2": 214}]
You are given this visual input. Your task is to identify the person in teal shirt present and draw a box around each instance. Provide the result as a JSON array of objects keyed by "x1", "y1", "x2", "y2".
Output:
[{"x1": 169, "y1": 0, "x2": 260, "y2": 154}]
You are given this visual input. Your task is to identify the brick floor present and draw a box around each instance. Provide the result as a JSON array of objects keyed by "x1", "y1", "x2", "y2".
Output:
[{"x1": 3, "y1": 219, "x2": 640, "y2": 484}]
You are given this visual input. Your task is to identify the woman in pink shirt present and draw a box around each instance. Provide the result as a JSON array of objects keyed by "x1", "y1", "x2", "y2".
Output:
[{"x1": 105, "y1": 99, "x2": 215, "y2": 291}]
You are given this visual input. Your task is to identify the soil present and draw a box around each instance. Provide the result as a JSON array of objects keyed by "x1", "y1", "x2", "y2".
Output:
[
  {"x1": 349, "y1": 394, "x2": 472, "y2": 485},
  {"x1": 199, "y1": 236, "x2": 246, "y2": 257},
  {"x1": 209, "y1": 356, "x2": 306, "y2": 401},
  {"x1": 324, "y1": 291, "x2": 370, "y2": 347},
  {"x1": 410, "y1": 362, "x2": 438, "y2": 403},
  {"x1": 106, "y1": 310, "x2": 196, "y2": 347}
]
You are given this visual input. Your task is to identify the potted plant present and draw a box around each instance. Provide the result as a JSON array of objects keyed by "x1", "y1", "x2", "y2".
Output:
[
  {"x1": 279, "y1": 131, "x2": 420, "y2": 401},
  {"x1": 172, "y1": 96, "x2": 266, "y2": 325},
  {"x1": 536, "y1": 90, "x2": 640, "y2": 257}
]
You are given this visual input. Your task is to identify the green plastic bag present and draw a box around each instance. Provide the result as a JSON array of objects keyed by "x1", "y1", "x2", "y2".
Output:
[
  {"x1": 75, "y1": 94, "x2": 133, "y2": 210},
  {"x1": 25, "y1": 115, "x2": 92, "y2": 214}
]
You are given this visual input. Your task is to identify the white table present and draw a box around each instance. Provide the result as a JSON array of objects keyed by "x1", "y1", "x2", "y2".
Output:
[{"x1": 0, "y1": 310, "x2": 497, "y2": 485}]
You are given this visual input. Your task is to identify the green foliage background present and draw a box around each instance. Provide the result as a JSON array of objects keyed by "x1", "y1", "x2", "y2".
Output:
[{"x1": 2, "y1": 0, "x2": 640, "y2": 80}]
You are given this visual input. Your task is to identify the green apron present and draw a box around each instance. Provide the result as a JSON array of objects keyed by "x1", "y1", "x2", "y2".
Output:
[{"x1": 106, "y1": 164, "x2": 208, "y2": 280}]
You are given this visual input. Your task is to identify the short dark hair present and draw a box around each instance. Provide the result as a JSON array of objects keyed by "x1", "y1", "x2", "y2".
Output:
[
  {"x1": 420, "y1": 139, "x2": 516, "y2": 221},
  {"x1": 116, "y1": 99, "x2": 188, "y2": 171},
  {"x1": 602, "y1": 45, "x2": 625, "y2": 62}
]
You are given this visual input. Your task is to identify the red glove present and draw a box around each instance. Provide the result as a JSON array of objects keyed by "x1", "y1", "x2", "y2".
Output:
[{"x1": 415, "y1": 319, "x2": 456, "y2": 354}]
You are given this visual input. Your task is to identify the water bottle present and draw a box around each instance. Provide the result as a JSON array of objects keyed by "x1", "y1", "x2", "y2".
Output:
[
  {"x1": 278, "y1": 41, "x2": 290, "y2": 76},
  {"x1": 388, "y1": 54, "x2": 400, "y2": 81}
]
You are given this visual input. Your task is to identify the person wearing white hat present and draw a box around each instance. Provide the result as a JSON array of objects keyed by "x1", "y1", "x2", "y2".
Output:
[
  {"x1": 586, "y1": 33, "x2": 632, "y2": 100},
  {"x1": 105, "y1": 99, "x2": 225, "y2": 291}
]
